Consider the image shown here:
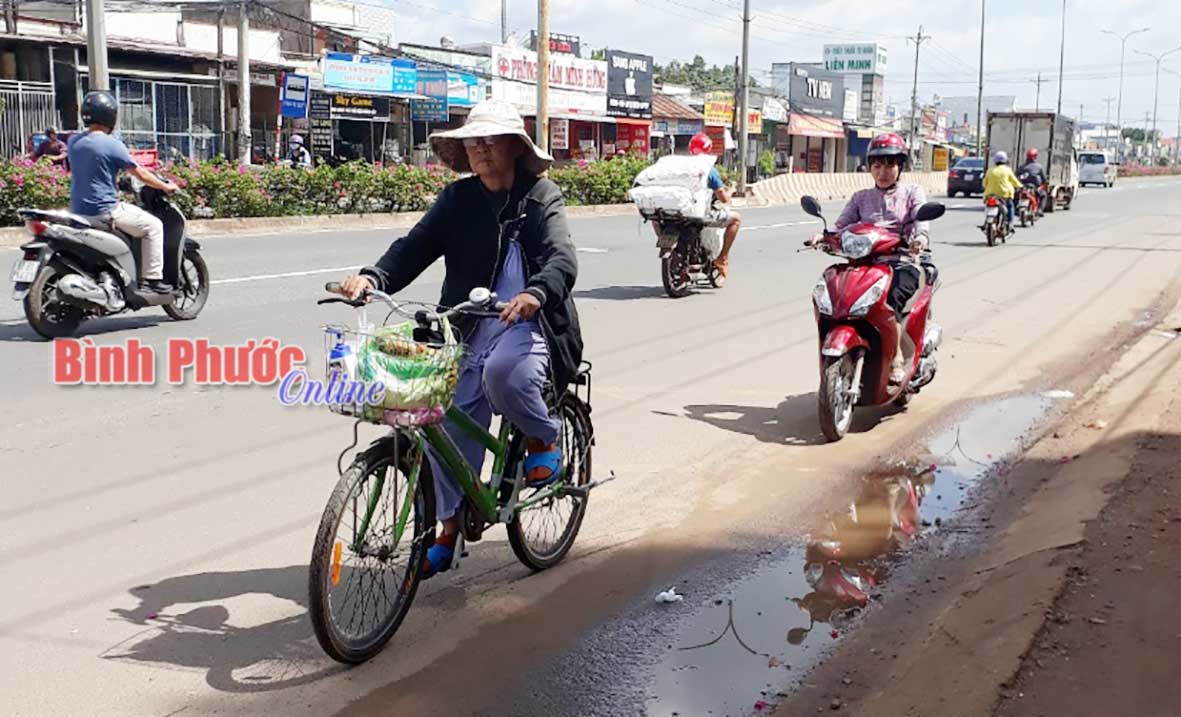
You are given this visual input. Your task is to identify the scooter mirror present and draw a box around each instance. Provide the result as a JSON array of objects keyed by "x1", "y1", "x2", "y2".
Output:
[
  {"x1": 914, "y1": 201, "x2": 946, "y2": 222},
  {"x1": 800, "y1": 195, "x2": 823, "y2": 218}
]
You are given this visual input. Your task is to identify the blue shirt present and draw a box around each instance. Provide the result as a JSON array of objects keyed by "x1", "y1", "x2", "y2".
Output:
[
  {"x1": 707, "y1": 167, "x2": 724, "y2": 191},
  {"x1": 67, "y1": 130, "x2": 138, "y2": 216}
]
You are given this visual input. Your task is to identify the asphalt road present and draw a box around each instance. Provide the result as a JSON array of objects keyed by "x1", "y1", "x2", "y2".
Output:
[{"x1": 1, "y1": 178, "x2": 1179, "y2": 716}]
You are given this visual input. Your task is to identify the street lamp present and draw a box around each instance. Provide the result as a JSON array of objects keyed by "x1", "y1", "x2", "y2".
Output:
[
  {"x1": 1101, "y1": 27, "x2": 1150, "y2": 161},
  {"x1": 1134, "y1": 45, "x2": 1181, "y2": 164},
  {"x1": 1164, "y1": 67, "x2": 1181, "y2": 165}
]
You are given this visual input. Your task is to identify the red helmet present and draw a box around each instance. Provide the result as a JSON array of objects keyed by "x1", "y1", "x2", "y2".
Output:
[
  {"x1": 1026, "y1": 148, "x2": 1039, "y2": 162},
  {"x1": 688, "y1": 133, "x2": 713, "y2": 155},
  {"x1": 867, "y1": 133, "x2": 909, "y2": 168}
]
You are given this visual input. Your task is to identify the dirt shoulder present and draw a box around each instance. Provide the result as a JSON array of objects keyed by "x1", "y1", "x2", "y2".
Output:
[
  {"x1": 775, "y1": 303, "x2": 1181, "y2": 716},
  {"x1": 995, "y1": 397, "x2": 1181, "y2": 717}
]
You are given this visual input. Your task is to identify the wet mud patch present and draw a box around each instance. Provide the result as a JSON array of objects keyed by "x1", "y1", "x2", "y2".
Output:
[{"x1": 644, "y1": 393, "x2": 1065, "y2": 717}]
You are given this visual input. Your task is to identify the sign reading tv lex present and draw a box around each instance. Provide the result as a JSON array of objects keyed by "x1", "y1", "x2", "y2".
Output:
[
  {"x1": 323, "y1": 52, "x2": 417, "y2": 95},
  {"x1": 822, "y1": 44, "x2": 887, "y2": 76}
]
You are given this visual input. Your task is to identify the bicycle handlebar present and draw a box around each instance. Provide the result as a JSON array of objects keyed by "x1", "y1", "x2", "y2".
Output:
[{"x1": 321, "y1": 281, "x2": 508, "y2": 323}]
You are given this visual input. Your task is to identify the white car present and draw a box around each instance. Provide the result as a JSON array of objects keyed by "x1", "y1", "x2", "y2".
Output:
[{"x1": 1079, "y1": 151, "x2": 1116, "y2": 188}]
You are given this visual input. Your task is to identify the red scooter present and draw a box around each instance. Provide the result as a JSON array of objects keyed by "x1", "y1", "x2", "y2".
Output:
[
  {"x1": 1016, "y1": 185, "x2": 1041, "y2": 227},
  {"x1": 800, "y1": 195, "x2": 946, "y2": 442}
]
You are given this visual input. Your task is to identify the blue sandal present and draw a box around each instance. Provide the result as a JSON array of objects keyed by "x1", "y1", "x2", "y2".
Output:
[
  {"x1": 420, "y1": 538, "x2": 455, "y2": 579},
  {"x1": 524, "y1": 441, "x2": 563, "y2": 488}
]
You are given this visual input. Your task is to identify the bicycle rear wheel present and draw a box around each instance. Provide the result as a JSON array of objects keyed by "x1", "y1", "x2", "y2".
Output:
[
  {"x1": 308, "y1": 436, "x2": 435, "y2": 664},
  {"x1": 507, "y1": 393, "x2": 593, "y2": 571}
]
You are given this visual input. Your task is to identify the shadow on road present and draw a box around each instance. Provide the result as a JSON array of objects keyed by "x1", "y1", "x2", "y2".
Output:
[
  {"x1": 680, "y1": 393, "x2": 904, "y2": 446},
  {"x1": 573, "y1": 285, "x2": 671, "y2": 301},
  {"x1": 104, "y1": 566, "x2": 343, "y2": 692},
  {"x1": 0, "y1": 314, "x2": 168, "y2": 342}
]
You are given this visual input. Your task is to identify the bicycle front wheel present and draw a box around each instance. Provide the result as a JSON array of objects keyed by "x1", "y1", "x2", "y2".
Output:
[
  {"x1": 507, "y1": 393, "x2": 593, "y2": 571},
  {"x1": 308, "y1": 436, "x2": 435, "y2": 664}
]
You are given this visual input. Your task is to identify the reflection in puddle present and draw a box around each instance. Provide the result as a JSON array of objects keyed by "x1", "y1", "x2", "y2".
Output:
[{"x1": 647, "y1": 395, "x2": 1053, "y2": 716}]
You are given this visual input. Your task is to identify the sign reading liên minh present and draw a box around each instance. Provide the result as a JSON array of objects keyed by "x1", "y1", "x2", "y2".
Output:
[{"x1": 822, "y1": 44, "x2": 887, "y2": 76}]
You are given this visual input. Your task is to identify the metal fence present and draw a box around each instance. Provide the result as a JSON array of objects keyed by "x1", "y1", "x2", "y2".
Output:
[{"x1": 0, "y1": 80, "x2": 57, "y2": 158}]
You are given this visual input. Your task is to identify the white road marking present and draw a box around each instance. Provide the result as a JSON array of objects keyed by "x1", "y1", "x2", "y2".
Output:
[
  {"x1": 210, "y1": 265, "x2": 361, "y2": 285},
  {"x1": 742, "y1": 220, "x2": 819, "y2": 232},
  {"x1": 577, "y1": 247, "x2": 609, "y2": 253}
]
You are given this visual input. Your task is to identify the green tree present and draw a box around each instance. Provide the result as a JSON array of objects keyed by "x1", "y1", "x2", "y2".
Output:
[{"x1": 654, "y1": 55, "x2": 757, "y2": 92}]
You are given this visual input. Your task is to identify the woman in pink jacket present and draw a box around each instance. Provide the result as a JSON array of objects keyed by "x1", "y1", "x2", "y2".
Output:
[{"x1": 832, "y1": 133, "x2": 933, "y2": 384}]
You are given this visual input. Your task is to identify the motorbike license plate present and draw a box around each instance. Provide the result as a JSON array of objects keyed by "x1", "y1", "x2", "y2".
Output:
[
  {"x1": 9, "y1": 259, "x2": 38, "y2": 283},
  {"x1": 986, "y1": 206, "x2": 999, "y2": 217}
]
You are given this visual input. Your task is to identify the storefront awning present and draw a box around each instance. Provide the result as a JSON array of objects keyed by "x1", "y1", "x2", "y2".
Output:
[
  {"x1": 788, "y1": 113, "x2": 844, "y2": 139},
  {"x1": 615, "y1": 117, "x2": 652, "y2": 126}
]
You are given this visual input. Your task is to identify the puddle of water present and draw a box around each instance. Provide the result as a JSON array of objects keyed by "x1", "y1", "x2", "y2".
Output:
[{"x1": 646, "y1": 395, "x2": 1052, "y2": 717}]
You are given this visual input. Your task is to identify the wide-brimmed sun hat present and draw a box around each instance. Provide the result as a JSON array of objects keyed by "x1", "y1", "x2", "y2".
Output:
[{"x1": 429, "y1": 100, "x2": 553, "y2": 175}]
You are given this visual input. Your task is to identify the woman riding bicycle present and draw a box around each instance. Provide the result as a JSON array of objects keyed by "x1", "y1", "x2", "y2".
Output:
[{"x1": 338, "y1": 100, "x2": 583, "y2": 578}]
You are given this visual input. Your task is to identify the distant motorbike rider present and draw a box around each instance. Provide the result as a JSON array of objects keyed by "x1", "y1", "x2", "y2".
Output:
[
  {"x1": 67, "y1": 91, "x2": 179, "y2": 294},
  {"x1": 983, "y1": 151, "x2": 1023, "y2": 235},
  {"x1": 288, "y1": 134, "x2": 313, "y2": 169},
  {"x1": 829, "y1": 133, "x2": 933, "y2": 385},
  {"x1": 688, "y1": 133, "x2": 742, "y2": 279},
  {"x1": 1016, "y1": 148, "x2": 1047, "y2": 216}
]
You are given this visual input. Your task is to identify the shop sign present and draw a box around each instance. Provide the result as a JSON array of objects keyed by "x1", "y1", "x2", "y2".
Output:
[
  {"x1": 330, "y1": 93, "x2": 391, "y2": 120},
  {"x1": 551, "y1": 118, "x2": 570, "y2": 150},
  {"x1": 490, "y1": 45, "x2": 607, "y2": 115},
  {"x1": 773, "y1": 63, "x2": 846, "y2": 119},
  {"x1": 411, "y1": 97, "x2": 447, "y2": 122},
  {"x1": 762, "y1": 97, "x2": 788, "y2": 124},
  {"x1": 843, "y1": 88, "x2": 858, "y2": 124},
  {"x1": 308, "y1": 91, "x2": 334, "y2": 156},
  {"x1": 746, "y1": 110, "x2": 762, "y2": 134},
  {"x1": 281, "y1": 73, "x2": 309, "y2": 119},
  {"x1": 704, "y1": 91, "x2": 734, "y2": 127},
  {"x1": 529, "y1": 31, "x2": 581, "y2": 56},
  {"x1": 323, "y1": 53, "x2": 417, "y2": 95},
  {"x1": 933, "y1": 147, "x2": 950, "y2": 171},
  {"x1": 822, "y1": 43, "x2": 887, "y2": 76},
  {"x1": 417, "y1": 69, "x2": 483, "y2": 108},
  {"x1": 704, "y1": 124, "x2": 727, "y2": 156},
  {"x1": 616, "y1": 122, "x2": 650, "y2": 155},
  {"x1": 605, "y1": 50, "x2": 653, "y2": 118}
]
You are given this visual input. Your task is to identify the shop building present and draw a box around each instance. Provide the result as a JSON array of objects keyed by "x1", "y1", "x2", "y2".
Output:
[
  {"x1": 650, "y1": 93, "x2": 704, "y2": 156},
  {"x1": 771, "y1": 62, "x2": 848, "y2": 173}
]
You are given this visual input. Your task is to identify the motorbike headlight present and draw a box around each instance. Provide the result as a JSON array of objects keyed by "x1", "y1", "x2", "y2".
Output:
[
  {"x1": 849, "y1": 275, "x2": 889, "y2": 317},
  {"x1": 840, "y1": 230, "x2": 875, "y2": 259},
  {"x1": 812, "y1": 276, "x2": 833, "y2": 315}
]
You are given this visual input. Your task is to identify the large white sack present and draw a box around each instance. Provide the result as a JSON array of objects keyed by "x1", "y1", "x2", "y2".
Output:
[{"x1": 632, "y1": 154, "x2": 718, "y2": 191}]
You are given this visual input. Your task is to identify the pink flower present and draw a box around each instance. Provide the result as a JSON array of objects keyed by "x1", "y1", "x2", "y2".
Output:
[
  {"x1": 177, "y1": 178, "x2": 188, "y2": 188},
  {"x1": 237, "y1": 165, "x2": 247, "y2": 175},
  {"x1": 13, "y1": 175, "x2": 24, "y2": 186}
]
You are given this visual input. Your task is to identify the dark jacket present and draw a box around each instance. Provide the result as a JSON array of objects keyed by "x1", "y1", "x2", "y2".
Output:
[
  {"x1": 1017, "y1": 161, "x2": 1046, "y2": 187},
  {"x1": 360, "y1": 167, "x2": 583, "y2": 392}
]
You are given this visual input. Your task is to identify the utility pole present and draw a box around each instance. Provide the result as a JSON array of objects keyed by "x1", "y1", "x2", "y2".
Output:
[
  {"x1": 907, "y1": 25, "x2": 930, "y2": 156},
  {"x1": 1102, "y1": 96, "x2": 1115, "y2": 151},
  {"x1": 501, "y1": 0, "x2": 508, "y2": 43},
  {"x1": 536, "y1": 0, "x2": 549, "y2": 152},
  {"x1": 237, "y1": 1, "x2": 252, "y2": 165},
  {"x1": 1165, "y1": 68, "x2": 1181, "y2": 165},
  {"x1": 1101, "y1": 26, "x2": 1149, "y2": 162},
  {"x1": 975, "y1": 0, "x2": 985, "y2": 157},
  {"x1": 737, "y1": 0, "x2": 750, "y2": 193},
  {"x1": 85, "y1": 0, "x2": 110, "y2": 91},
  {"x1": 1056, "y1": 0, "x2": 1066, "y2": 116},
  {"x1": 218, "y1": 8, "x2": 229, "y2": 159},
  {"x1": 5, "y1": 0, "x2": 17, "y2": 35},
  {"x1": 1134, "y1": 46, "x2": 1181, "y2": 164},
  {"x1": 1032, "y1": 72, "x2": 1043, "y2": 111}
]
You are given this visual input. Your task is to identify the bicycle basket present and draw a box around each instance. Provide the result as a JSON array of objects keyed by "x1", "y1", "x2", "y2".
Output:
[{"x1": 324, "y1": 316, "x2": 463, "y2": 424}]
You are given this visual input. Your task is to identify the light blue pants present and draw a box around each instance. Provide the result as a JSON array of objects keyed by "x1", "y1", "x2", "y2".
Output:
[{"x1": 426, "y1": 319, "x2": 559, "y2": 521}]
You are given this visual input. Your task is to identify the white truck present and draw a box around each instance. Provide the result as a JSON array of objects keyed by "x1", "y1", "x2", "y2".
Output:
[{"x1": 986, "y1": 112, "x2": 1079, "y2": 212}]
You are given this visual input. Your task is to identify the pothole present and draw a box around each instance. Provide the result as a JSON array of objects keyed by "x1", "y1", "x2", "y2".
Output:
[{"x1": 645, "y1": 393, "x2": 1063, "y2": 717}]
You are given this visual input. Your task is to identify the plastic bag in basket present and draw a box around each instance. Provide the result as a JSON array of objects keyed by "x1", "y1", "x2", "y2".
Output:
[{"x1": 355, "y1": 316, "x2": 462, "y2": 412}]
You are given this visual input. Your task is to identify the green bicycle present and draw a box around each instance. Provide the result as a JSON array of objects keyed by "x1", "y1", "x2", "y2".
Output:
[{"x1": 308, "y1": 284, "x2": 600, "y2": 664}]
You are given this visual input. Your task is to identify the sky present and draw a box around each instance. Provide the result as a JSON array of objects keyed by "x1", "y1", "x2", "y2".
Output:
[{"x1": 371, "y1": 0, "x2": 1180, "y2": 134}]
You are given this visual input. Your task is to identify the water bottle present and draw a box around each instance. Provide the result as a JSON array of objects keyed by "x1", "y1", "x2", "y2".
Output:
[{"x1": 327, "y1": 331, "x2": 356, "y2": 383}]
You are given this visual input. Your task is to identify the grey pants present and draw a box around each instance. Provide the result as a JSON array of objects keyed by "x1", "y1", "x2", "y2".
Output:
[{"x1": 426, "y1": 319, "x2": 559, "y2": 521}]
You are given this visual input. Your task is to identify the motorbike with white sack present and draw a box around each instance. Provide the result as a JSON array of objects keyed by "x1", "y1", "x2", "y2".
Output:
[{"x1": 628, "y1": 154, "x2": 727, "y2": 298}]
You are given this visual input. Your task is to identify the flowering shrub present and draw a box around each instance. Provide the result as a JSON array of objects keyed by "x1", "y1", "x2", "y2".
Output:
[
  {"x1": 548, "y1": 154, "x2": 652, "y2": 206},
  {"x1": 1115, "y1": 164, "x2": 1181, "y2": 178},
  {"x1": 0, "y1": 157, "x2": 71, "y2": 225}
]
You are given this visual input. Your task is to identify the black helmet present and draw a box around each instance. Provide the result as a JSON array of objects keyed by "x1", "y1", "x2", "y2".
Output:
[{"x1": 81, "y1": 90, "x2": 118, "y2": 128}]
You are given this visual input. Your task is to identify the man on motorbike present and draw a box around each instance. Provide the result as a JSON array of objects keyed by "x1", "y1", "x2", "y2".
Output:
[
  {"x1": 983, "y1": 151, "x2": 1023, "y2": 235},
  {"x1": 67, "y1": 91, "x2": 180, "y2": 294},
  {"x1": 826, "y1": 133, "x2": 932, "y2": 385},
  {"x1": 688, "y1": 133, "x2": 742, "y2": 279},
  {"x1": 1016, "y1": 148, "x2": 1047, "y2": 216},
  {"x1": 288, "y1": 134, "x2": 313, "y2": 169},
  {"x1": 338, "y1": 100, "x2": 583, "y2": 579}
]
